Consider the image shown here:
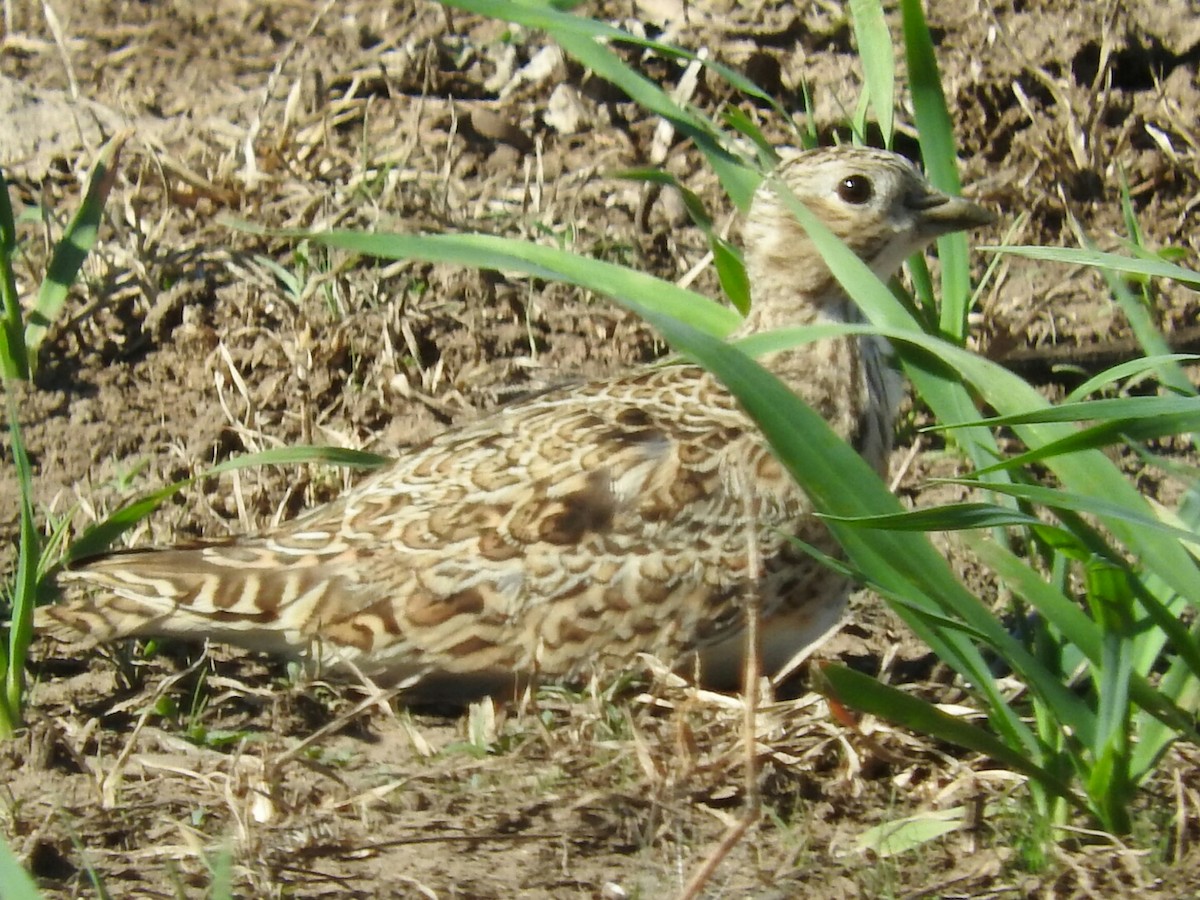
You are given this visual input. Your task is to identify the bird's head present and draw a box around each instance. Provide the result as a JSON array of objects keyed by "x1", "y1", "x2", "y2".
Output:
[{"x1": 741, "y1": 146, "x2": 994, "y2": 328}]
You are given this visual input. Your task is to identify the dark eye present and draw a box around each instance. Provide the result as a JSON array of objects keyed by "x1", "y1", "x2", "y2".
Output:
[{"x1": 837, "y1": 174, "x2": 874, "y2": 204}]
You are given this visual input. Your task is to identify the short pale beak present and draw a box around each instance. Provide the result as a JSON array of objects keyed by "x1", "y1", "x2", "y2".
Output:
[{"x1": 909, "y1": 190, "x2": 996, "y2": 236}]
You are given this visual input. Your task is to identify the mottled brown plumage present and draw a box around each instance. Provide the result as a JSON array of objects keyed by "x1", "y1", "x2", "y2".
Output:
[{"x1": 38, "y1": 147, "x2": 993, "y2": 698}]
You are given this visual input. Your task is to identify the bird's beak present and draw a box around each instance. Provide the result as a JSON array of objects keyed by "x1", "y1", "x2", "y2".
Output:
[{"x1": 909, "y1": 189, "x2": 996, "y2": 235}]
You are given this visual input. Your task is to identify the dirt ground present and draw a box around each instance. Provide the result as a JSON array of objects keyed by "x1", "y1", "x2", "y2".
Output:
[{"x1": 2, "y1": 1, "x2": 1200, "y2": 897}]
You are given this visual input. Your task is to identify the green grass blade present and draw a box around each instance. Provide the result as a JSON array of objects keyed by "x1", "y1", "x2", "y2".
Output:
[
  {"x1": 1128, "y1": 576, "x2": 1200, "y2": 690},
  {"x1": 991, "y1": 539, "x2": 1196, "y2": 733},
  {"x1": 848, "y1": 519, "x2": 1197, "y2": 743},
  {"x1": 1067, "y1": 354, "x2": 1200, "y2": 401},
  {"x1": 1096, "y1": 265, "x2": 1195, "y2": 399},
  {"x1": 442, "y1": 0, "x2": 762, "y2": 208},
  {"x1": 1087, "y1": 562, "x2": 1135, "y2": 745},
  {"x1": 0, "y1": 836, "x2": 42, "y2": 900},
  {"x1": 618, "y1": 293, "x2": 1091, "y2": 752},
  {"x1": 939, "y1": 395, "x2": 1200, "y2": 427},
  {"x1": 207, "y1": 844, "x2": 234, "y2": 900},
  {"x1": 1084, "y1": 561, "x2": 1135, "y2": 833},
  {"x1": 1131, "y1": 488, "x2": 1200, "y2": 774},
  {"x1": 446, "y1": 0, "x2": 781, "y2": 108},
  {"x1": 614, "y1": 168, "x2": 751, "y2": 313},
  {"x1": 822, "y1": 502, "x2": 1044, "y2": 531},
  {"x1": 1134, "y1": 652, "x2": 1200, "y2": 778},
  {"x1": 548, "y1": 29, "x2": 756, "y2": 207},
  {"x1": 710, "y1": 235, "x2": 750, "y2": 315},
  {"x1": 3, "y1": 395, "x2": 40, "y2": 736},
  {"x1": 0, "y1": 165, "x2": 29, "y2": 380},
  {"x1": 747, "y1": 323, "x2": 1200, "y2": 623},
  {"x1": 820, "y1": 664, "x2": 1084, "y2": 810},
  {"x1": 970, "y1": 414, "x2": 1200, "y2": 475},
  {"x1": 933, "y1": 479, "x2": 1200, "y2": 549},
  {"x1": 291, "y1": 229, "x2": 742, "y2": 336},
  {"x1": 24, "y1": 133, "x2": 128, "y2": 361},
  {"x1": 765, "y1": 190, "x2": 1200, "y2": 612},
  {"x1": 849, "y1": 0, "x2": 895, "y2": 146},
  {"x1": 905, "y1": 251, "x2": 938, "y2": 328},
  {"x1": 964, "y1": 534, "x2": 1100, "y2": 662},
  {"x1": 944, "y1": 394, "x2": 1200, "y2": 476},
  {"x1": 900, "y1": 0, "x2": 958, "y2": 190},
  {"x1": 67, "y1": 446, "x2": 387, "y2": 563},
  {"x1": 899, "y1": 0, "x2": 972, "y2": 338},
  {"x1": 720, "y1": 106, "x2": 783, "y2": 163},
  {"x1": 990, "y1": 245, "x2": 1200, "y2": 288},
  {"x1": 855, "y1": 807, "x2": 971, "y2": 857},
  {"x1": 1068, "y1": 185, "x2": 1197, "y2": 399}
]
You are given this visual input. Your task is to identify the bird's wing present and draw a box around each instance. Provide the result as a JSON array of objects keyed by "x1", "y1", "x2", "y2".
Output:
[{"x1": 44, "y1": 366, "x2": 797, "y2": 684}]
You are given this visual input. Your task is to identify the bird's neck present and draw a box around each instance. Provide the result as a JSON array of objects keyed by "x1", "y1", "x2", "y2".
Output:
[
  {"x1": 730, "y1": 279, "x2": 899, "y2": 470},
  {"x1": 731, "y1": 275, "x2": 868, "y2": 384}
]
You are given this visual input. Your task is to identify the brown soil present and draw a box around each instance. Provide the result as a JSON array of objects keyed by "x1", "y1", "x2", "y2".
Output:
[{"x1": 2, "y1": 1, "x2": 1199, "y2": 897}]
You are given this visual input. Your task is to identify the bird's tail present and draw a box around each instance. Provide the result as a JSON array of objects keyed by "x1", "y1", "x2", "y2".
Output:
[
  {"x1": 37, "y1": 542, "x2": 350, "y2": 658},
  {"x1": 38, "y1": 543, "x2": 474, "y2": 697}
]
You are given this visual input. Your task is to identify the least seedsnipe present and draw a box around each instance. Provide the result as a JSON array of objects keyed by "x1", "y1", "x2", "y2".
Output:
[{"x1": 39, "y1": 147, "x2": 993, "y2": 698}]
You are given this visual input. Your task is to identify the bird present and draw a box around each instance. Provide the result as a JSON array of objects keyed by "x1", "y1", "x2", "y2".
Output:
[{"x1": 37, "y1": 146, "x2": 994, "y2": 700}]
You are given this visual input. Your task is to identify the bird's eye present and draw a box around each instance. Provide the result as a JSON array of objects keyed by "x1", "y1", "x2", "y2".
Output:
[{"x1": 837, "y1": 174, "x2": 874, "y2": 205}]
